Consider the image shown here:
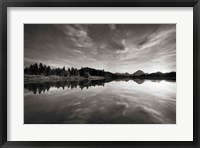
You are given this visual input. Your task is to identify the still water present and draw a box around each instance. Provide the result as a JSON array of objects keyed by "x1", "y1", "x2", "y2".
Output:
[{"x1": 24, "y1": 79, "x2": 176, "y2": 124}]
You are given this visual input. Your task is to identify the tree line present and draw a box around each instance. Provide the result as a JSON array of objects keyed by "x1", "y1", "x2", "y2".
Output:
[{"x1": 24, "y1": 63, "x2": 106, "y2": 77}]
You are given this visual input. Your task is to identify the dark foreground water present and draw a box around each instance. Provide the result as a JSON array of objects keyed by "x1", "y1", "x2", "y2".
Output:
[{"x1": 24, "y1": 79, "x2": 176, "y2": 124}]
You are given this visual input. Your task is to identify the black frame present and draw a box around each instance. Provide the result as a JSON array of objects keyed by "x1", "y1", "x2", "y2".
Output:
[{"x1": 0, "y1": 0, "x2": 199, "y2": 147}]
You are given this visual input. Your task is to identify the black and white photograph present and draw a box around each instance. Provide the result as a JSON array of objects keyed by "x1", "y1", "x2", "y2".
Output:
[{"x1": 24, "y1": 24, "x2": 176, "y2": 124}]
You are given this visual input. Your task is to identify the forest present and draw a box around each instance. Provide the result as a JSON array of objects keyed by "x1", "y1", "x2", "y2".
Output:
[{"x1": 24, "y1": 63, "x2": 109, "y2": 78}]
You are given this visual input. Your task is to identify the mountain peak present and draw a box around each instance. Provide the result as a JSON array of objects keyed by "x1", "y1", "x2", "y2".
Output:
[{"x1": 133, "y1": 70, "x2": 145, "y2": 76}]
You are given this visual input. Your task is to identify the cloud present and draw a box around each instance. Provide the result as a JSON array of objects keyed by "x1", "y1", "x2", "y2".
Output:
[
  {"x1": 116, "y1": 40, "x2": 128, "y2": 54},
  {"x1": 113, "y1": 25, "x2": 176, "y2": 72},
  {"x1": 64, "y1": 25, "x2": 94, "y2": 49},
  {"x1": 24, "y1": 24, "x2": 176, "y2": 73}
]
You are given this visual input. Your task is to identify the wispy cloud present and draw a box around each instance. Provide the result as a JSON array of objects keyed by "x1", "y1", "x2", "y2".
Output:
[{"x1": 24, "y1": 24, "x2": 176, "y2": 73}]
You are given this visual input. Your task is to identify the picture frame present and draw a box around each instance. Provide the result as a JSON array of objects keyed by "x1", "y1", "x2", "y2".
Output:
[{"x1": 0, "y1": 0, "x2": 199, "y2": 147}]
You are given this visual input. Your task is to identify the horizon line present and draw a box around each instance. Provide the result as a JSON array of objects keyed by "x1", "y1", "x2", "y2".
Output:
[{"x1": 24, "y1": 63, "x2": 176, "y2": 74}]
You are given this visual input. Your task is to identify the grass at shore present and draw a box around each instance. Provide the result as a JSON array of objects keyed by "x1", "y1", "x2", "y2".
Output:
[{"x1": 24, "y1": 74, "x2": 105, "y2": 83}]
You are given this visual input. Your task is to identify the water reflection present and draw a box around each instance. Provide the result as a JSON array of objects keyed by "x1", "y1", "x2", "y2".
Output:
[
  {"x1": 133, "y1": 79, "x2": 145, "y2": 84},
  {"x1": 24, "y1": 79, "x2": 107, "y2": 94},
  {"x1": 24, "y1": 79, "x2": 176, "y2": 124},
  {"x1": 24, "y1": 79, "x2": 175, "y2": 94}
]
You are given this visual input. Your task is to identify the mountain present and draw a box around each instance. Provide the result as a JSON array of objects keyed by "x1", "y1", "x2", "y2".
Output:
[{"x1": 133, "y1": 70, "x2": 145, "y2": 76}]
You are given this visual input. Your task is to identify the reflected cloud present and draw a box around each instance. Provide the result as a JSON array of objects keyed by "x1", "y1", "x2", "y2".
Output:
[{"x1": 24, "y1": 80, "x2": 176, "y2": 124}]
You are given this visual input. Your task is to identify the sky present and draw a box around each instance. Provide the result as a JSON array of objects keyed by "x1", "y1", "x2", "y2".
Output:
[{"x1": 24, "y1": 24, "x2": 176, "y2": 73}]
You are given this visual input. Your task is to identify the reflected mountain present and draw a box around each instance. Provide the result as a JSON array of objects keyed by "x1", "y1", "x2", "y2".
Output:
[{"x1": 133, "y1": 79, "x2": 145, "y2": 84}]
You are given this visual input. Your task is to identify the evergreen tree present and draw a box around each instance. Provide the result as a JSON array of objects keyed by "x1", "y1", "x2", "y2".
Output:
[
  {"x1": 67, "y1": 68, "x2": 71, "y2": 77},
  {"x1": 43, "y1": 65, "x2": 47, "y2": 75},
  {"x1": 71, "y1": 67, "x2": 74, "y2": 76},
  {"x1": 46, "y1": 66, "x2": 51, "y2": 76},
  {"x1": 39, "y1": 63, "x2": 44, "y2": 75}
]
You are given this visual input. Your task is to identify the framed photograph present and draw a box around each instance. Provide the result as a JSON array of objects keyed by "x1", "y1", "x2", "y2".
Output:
[{"x1": 0, "y1": 0, "x2": 199, "y2": 147}]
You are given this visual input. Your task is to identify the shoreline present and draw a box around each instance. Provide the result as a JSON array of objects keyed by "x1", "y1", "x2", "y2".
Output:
[{"x1": 24, "y1": 74, "x2": 176, "y2": 84}]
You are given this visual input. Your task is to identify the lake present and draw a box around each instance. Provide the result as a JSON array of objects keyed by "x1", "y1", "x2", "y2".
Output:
[{"x1": 24, "y1": 79, "x2": 176, "y2": 124}]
